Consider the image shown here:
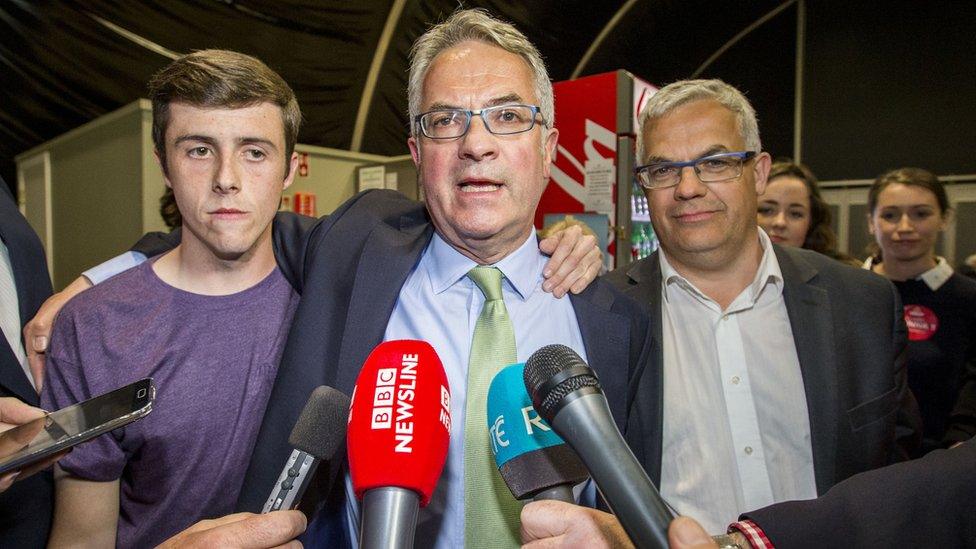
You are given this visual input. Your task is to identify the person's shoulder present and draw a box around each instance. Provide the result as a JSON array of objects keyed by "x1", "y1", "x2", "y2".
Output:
[
  {"x1": 602, "y1": 264, "x2": 630, "y2": 287},
  {"x1": 344, "y1": 189, "x2": 425, "y2": 219},
  {"x1": 780, "y1": 245, "x2": 888, "y2": 287},
  {"x1": 578, "y1": 273, "x2": 652, "y2": 320},
  {"x1": 944, "y1": 272, "x2": 976, "y2": 301},
  {"x1": 603, "y1": 254, "x2": 658, "y2": 290},
  {"x1": 305, "y1": 190, "x2": 427, "y2": 242},
  {"x1": 59, "y1": 262, "x2": 156, "y2": 320}
]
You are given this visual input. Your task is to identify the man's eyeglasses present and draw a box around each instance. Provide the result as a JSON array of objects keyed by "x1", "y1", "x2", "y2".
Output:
[
  {"x1": 635, "y1": 151, "x2": 757, "y2": 190},
  {"x1": 414, "y1": 104, "x2": 546, "y2": 139}
]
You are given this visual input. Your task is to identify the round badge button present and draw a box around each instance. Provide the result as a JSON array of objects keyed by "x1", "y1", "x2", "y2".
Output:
[{"x1": 903, "y1": 304, "x2": 939, "y2": 341}]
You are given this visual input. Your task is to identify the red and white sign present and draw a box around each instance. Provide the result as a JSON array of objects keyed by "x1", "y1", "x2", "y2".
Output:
[{"x1": 539, "y1": 72, "x2": 620, "y2": 230}]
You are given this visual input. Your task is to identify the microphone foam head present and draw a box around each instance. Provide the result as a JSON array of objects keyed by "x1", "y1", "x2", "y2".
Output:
[
  {"x1": 524, "y1": 344, "x2": 601, "y2": 421},
  {"x1": 288, "y1": 386, "x2": 351, "y2": 461},
  {"x1": 347, "y1": 340, "x2": 451, "y2": 507},
  {"x1": 487, "y1": 364, "x2": 589, "y2": 499}
]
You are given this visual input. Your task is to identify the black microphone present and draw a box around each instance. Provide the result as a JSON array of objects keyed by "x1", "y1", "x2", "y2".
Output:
[
  {"x1": 262, "y1": 386, "x2": 351, "y2": 513},
  {"x1": 524, "y1": 344, "x2": 672, "y2": 549},
  {"x1": 487, "y1": 363, "x2": 588, "y2": 502}
]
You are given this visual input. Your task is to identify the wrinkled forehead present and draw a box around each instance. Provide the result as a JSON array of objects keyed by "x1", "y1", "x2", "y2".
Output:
[
  {"x1": 642, "y1": 100, "x2": 743, "y2": 161},
  {"x1": 420, "y1": 41, "x2": 538, "y2": 110}
]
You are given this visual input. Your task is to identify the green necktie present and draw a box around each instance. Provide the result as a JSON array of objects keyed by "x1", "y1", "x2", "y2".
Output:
[{"x1": 463, "y1": 266, "x2": 521, "y2": 547}]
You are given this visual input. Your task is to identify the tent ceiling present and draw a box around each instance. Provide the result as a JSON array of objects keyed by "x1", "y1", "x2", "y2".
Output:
[
  {"x1": 8, "y1": 1, "x2": 974, "y2": 188},
  {"x1": 1, "y1": 0, "x2": 799, "y2": 187}
]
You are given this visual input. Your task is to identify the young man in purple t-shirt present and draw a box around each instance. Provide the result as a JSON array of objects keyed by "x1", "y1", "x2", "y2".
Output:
[{"x1": 42, "y1": 50, "x2": 302, "y2": 548}]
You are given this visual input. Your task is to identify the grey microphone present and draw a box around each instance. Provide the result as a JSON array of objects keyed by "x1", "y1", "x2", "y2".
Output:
[
  {"x1": 524, "y1": 344, "x2": 672, "y2": 549},
  {"x1": 262, "y1": 386, "x2": 351, "y2": 513}
]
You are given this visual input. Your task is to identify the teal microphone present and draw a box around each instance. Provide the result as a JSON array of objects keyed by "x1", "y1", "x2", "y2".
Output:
[{"x1": 486, "y1": 363, "x2": 588, "y2": 501}]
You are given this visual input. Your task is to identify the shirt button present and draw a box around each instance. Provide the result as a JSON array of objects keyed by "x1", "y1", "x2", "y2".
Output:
[
  {"x1": 731, "y1": 376, "x2": 740, "y2": 385},
  {"x1": 744, "y1": 446, "x2": 753, "y2": 455},
  {"x1": 722, "y1": 315, "x2": 730, "y2": 321}
]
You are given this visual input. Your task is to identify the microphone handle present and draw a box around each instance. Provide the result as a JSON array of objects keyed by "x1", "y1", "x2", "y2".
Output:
[
  {"x1": 552, "y1": 393, "x2": 671, "y2": 549},
  {"x1": 262, "y1": 449, "x2": 320, "y2": 513},
  {"x1": 360, "y1": 487, "x2": 420, "y2": 549},
  {"x1": 532, "y1": 484, "x2": 576, "y2": 503}
]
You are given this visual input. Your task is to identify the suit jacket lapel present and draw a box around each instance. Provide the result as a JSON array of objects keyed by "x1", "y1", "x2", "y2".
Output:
[
  {"x1": 570, "y1": 283, "x2": 631, "y2": 432},
  {"x1": 334, "y1": 216, "x2": 432, "y2": 397},
  {"x1": 775, "y1": 246, "x2": 838, "y2": 494},
  {"x1": 0, "y1": 218, "x2": 44, "y2": 404},
  {"x1": 0, "y1": 338, "x2": 35, "y2": 404},
  {"x1": 625, "y1": 253, "x2": 665, "y2": 485}
]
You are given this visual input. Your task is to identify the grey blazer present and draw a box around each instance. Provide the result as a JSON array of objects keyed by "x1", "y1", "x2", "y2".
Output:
[{"x1": 604, "y1": 244, "x2": 921, "y2": 495}]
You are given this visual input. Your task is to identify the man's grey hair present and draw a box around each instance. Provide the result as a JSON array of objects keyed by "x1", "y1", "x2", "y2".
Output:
[
  {"x1": 636, "y1": 79, "x2": 761, "y2": 162},
  {"x1": 407, "y1": 8, "x2": 554, "y2": 137}
]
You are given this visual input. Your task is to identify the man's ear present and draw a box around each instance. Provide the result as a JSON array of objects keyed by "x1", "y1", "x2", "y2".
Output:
[
  {"x1": 155, "y1": 150, "x2": 173, "y2": 189},
  {"x1": 752, "y1": 151, "x2": 772, "y2": 196},
  {"x1": 408, "y1": 136, "x2": 421, "y2": 167},
  {"x1": 541, "y1": 127, "x2": 559, "y2": 180},
  {"x1": 283, "y1": 152, "x2": 299, "y2": 191}
]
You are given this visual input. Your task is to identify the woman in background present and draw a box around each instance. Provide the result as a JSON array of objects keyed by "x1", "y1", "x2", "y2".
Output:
[
  {"x1": 757, "y1": 159, "x2": 855, "y2": 264},
  {"x1": 866, "y1": 167, "x2": 976, "y2": 455}
]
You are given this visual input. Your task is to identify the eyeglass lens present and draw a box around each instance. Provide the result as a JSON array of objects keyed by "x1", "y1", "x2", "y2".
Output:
[
  {"x1": 420, "y1": 105, "x2": 537, "y2": 138},
  {"x1": 639, "y1": 155, "x2": 745, "y2": 188}
]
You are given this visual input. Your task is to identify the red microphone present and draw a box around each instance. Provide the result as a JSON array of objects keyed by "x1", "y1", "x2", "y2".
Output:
[{"x1": 348, "y1": 340, "x2": 451, "y2": 549}]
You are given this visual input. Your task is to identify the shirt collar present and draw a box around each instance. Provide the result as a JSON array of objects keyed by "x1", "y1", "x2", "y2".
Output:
[
  {"x1": 861, "y1": 256, "x2": 953, "y2": 291},
  {"x1": 918, "y1": 257, "x2": 953, "y2": 290},
  {"x1": 427, "y1": 229, "x2": 541, "y2": 300},
  {"x1": 659, "y1": 228, "x2": 783, "y2": 306}
]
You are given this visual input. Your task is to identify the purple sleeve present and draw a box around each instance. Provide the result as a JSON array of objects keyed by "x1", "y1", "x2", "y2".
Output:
[{"x1": 40, "y1": 309, "x2": 127, "y2": 482}]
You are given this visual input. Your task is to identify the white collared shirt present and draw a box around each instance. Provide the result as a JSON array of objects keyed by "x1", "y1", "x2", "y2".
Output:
[
  {"x1": 862, "y1": 256, "x2": 954, "y2": 291},
  {"x1": 0, "y1": 237, "x2": 33, "y2": 390},
  {"x1": 658, "y1": 230, "x2": 816, "y2": 533}
]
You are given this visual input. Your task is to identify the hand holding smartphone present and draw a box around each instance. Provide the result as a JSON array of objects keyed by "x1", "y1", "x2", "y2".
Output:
[{"x1": 0, "y1": 378, "x2": 155, "y2": 476}]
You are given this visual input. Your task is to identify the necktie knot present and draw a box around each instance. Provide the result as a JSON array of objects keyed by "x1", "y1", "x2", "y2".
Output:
[{"x1": 468, "y1": 266, "x2": 504, "y2": 302}]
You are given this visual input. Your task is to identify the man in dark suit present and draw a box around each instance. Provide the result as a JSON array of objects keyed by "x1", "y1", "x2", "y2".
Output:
[
  {"x1": 608, "y1": 80, "x2": 918, "y2": 529},
  {"x1": 520, "y1": 79, "x2": 922, "y2": 548},
  {"x1": 232, "y1": 11, "x2": 651, "y2": 548},
  {"x1": 601, "y1": 79, "x2": 919, "y2": 533},
  {"x1": 0, "y1": 178, "x2": 55, "y2": 546},
  {"x1": 26, "y1": 10, "x2": 637, "y2": 547}
]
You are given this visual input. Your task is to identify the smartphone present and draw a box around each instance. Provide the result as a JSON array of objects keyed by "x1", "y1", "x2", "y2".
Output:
[{"x1": 0, "y1": 378, "x2": 155, "y2": 475}]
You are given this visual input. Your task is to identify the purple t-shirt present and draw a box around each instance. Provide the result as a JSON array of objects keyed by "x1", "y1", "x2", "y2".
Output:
[{"x1": 42, "y1": 260, "x2": 298, "y2": 548}]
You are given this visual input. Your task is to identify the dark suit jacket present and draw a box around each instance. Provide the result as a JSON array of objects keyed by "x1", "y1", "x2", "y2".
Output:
[
  {"x1": 604, "y1": 245, "x2": 921, "y2": 495},
  {"x1": 220, "y1": 190, "x2": 654, "y2": 519},
  {"x1": 0, "y1": 180, "x2": 54, "y2": 547},
  {"x1": 742, "y1": 437, "x2": 976, "y2": 547}
]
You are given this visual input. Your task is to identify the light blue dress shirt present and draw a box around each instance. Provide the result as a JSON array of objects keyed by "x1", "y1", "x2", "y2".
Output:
[
  {"x1": 343, "y1": 229, "x2": 587, "y2": 548},
  {"x1": 83, "y1": 251, "x2": 146, "y2": 284}
]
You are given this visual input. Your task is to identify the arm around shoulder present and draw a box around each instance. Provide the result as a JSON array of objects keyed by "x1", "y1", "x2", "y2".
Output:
[{"x1": 24, "y1": 276, "x2": 93, "y2": 391}]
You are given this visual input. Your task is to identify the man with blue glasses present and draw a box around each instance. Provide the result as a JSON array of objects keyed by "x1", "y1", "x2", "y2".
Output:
[
  {"x1": 524, "y1": 79, "x2": 921, "y2": 547},
  {"x1": 612, "y1": 77, "x2": 920, "y2": 534}
]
